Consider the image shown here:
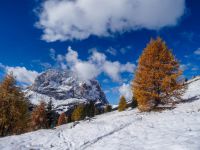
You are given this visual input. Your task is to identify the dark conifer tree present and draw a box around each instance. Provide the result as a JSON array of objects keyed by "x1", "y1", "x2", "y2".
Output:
[
  {"x1": 46, "y1": 99, "x2": 57, "y2": 128},
  {"x1": 131, "y1": 97, "x2": 138, "y2": 108},
  {"x1": 85, "y1": 101, "x2": 95, "y2": 117},
  {"x1": 105, "y1": 105, "x2": 112, "y2": 112}
]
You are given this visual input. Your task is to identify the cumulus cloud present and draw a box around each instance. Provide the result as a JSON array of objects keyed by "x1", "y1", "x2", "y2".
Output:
[
  {"x1": 37, "y1": 0, "x2": 186, "y2": 42},
  {"x1": 5, "y1": 66, "x2": 40, "y2": 85},
  {"x1": 90, "y1": 50, "x2": 135, "y2": 81},
  {"x1": 49, "y1": 48, "x2": 56, "y2": 60},
  {"x1": 103, "y1": 61, "x2": 121, "y2": 81},
  {"x1": 118, "y1": 83, "x2": 133, "y2": 100},
  {"x1": 121, "y1": 62, "x2": 135, "y2": 73},
  {"x1": 73, "y1": 62, "x2": 100, "y2": 81},
  {"x1": 65, "y1": 46, "x2": 79, "y2": 63},
  {"x1": 89, "y1": 50, "x2": 106, "y2": 63},
  {"x1": 194, "y1": 48, "x2": 200, "y2": 55},
  {"x1": 54, "y1": 47, "x2": 135, "y2": 81}
]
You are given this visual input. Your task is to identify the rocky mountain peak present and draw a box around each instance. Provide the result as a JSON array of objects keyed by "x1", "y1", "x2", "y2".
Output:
[{"x1": 26, "y1": 69, "x2": 108, "y2": 109}]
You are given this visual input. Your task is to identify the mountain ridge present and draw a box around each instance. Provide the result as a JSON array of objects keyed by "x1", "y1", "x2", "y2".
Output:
[{"x1": 25, "y1": 69, "x2": 108, "y2": 112}]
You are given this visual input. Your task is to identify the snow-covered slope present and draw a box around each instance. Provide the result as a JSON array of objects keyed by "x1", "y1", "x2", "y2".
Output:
[
  {"x1": 25, "y1": 69, "x2": 108, "y2": 112},
  {"x1": 0, "y1": 77, "x2": 200, "y2": 150},
  {"x1": 183, "y1": 76, "x2": 200, "y2": 100}
]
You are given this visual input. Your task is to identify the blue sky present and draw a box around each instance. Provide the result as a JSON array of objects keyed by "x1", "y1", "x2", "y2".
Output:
[{"x1": 0, "y1": 0, "x2": 200, "y2": 104}]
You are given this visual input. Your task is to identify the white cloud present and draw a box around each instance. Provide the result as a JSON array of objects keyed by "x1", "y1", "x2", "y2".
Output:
[
  {"x1": 37, "y1": 0, "x2": 186, "y2": 42},
  {"x1": 5, "y1": 66, "x2": 40, "y2": 85},
  {"x1": 0, "y1": 63, "x2": 5, "y2": 69},
  {"x1": 103, "y1": 61, "x2": 121, "y2": 81},
  {"x1": 89, "y1": 50, "x2": 106, "y2": 64},
  {"x1": 65, "y1": 48, "x2": 101, "y2": 80},
  {"x1": 180, "y1": 64, "x2": 188, "y2": 71},
  {"x1": 106, "y1": 47, "x2": 117, "y2": 56},
  {"x1": 73, "y1": 62, "x2": 100, "y2": 81},
  {"x1": 121, "y1": 62, "x2": 135, "y2": 73},
  {"x1": 31, "y1": 59, "x2": 52, "y2": 70},
  {"x1": 118, "y1": 83, "x2": 133, "y2": 100},
  {"x1": 191, "y1": 67, "x2": 199, "y2": 71},
  {"x1": 65, "y1": 46, "x2": 79, "y2": 64},
  {"x1": 40, "y1": 62, "x2": 52, "y2": 69},
  {"x1": 90, "y1": 50, "x2": 135, "y2": 81},
  {"x1": 194, "y1": 48, "x2": 200, "y2": 55},
  {"x1": 56, "y1": 54, "x2": 64, "y2": 62},
  {"x1": 49, "y1": 48, "x2": 56, "y2": 60},
  {"x1": 103, "y1": 61, "x2": 135, "y2": 81},
  {"x1": 54, "y1": 47, "x2": 135, "y2": 81}
]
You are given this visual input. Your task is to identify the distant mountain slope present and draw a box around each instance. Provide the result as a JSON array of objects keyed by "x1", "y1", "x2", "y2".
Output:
[
  {"x1": 1, "y1": 76, "x2": 200, "y2": 150},
  {"x1": 25, "y1": 69, "x2": 108, "y2": 112}
]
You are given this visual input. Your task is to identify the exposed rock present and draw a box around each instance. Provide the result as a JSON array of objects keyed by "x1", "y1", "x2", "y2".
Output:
[{"x1": 25, "y1": 69, "x2": 108, "y2": 113}]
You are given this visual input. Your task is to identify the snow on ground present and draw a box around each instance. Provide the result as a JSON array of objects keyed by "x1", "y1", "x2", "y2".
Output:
[
  {"x1": 183, "y1": 76, "x2": 200, "y2": 100},
  {"x1": 25, "y1": 90, "x2": 88, "y2": 113},
  {"x1": 0, "y1": 77, "x2": 200, "y2": 150}
]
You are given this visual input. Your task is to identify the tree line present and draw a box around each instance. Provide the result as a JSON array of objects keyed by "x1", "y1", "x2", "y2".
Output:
[
  {"x1": 0, "y1": 74, "x2": 112, "y2": 136},
  {"x1": 0, "y1": 37, "x2": 186, "y2": 136}
]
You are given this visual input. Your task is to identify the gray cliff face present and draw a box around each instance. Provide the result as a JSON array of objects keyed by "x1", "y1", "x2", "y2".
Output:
[{"x1": 28, "y1": 69, "x2": 108, "y2": 105}]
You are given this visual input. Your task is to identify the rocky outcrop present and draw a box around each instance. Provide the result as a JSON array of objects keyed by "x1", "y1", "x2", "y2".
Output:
[{"x1": 25, "y1": 69, "x2": 108, "y2": 112}]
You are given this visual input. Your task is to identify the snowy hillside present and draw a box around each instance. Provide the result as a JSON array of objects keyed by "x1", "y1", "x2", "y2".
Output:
[
  {"x1": 25, "y1": 69, "x2": 108, "y2": 112},
  {"x1": 0, "y1": 77, "x2": 200, "y2": 150},
  {"x1": 183, "y1": 76, "x2": 200, "y2": 100}
]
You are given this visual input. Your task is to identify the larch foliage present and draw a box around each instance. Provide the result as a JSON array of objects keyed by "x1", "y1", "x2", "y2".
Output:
[
  {"x1": 133, "y1": 38, "x2": 185, "y2": 111},
  {"x1": 31, "y1": 101, "x2": 47, "y2": 130},
  {"x1": 57, "y1": 113, "x2": 67, "y2": 126},
  {"x1": 0, "y1": 74, "x2": 30, "y2": 136},
  {"x1": 71, "y1": 105, "x2": 86, "y2": 121},
  {"x1": 118, "y1": 96, "x2": 127, "y2": 112}
]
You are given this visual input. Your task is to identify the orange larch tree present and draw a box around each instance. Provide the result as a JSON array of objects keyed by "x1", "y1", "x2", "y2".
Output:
[
  {"x1": 31, "y1": 101, "x2": 47, "y2": 130},
  {"x1": 133, "y1": 37, "x2": 185, "y2": 111},
  {"x1": 57, "y1": 112, "x2": 67, "y2": 126},
  {"x1": 0, "y1": 74, "x2": 30, "y2": 136},
  {"x1": 118, "y1": 96, "x2": 127, "y2": 112}
]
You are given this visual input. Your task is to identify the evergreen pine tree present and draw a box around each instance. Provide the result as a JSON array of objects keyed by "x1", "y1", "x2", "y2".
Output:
[
  {"x1": 94, "y1": 107, "x2": 100, "y2": 115},
  {"x1": 0, "y1": 74, "x2": 30, "y2": 136},
  {"x1": 105, "y1": 105, "x2": 112, "y2": 112},
  {"x1": 118, "y1": 96, "x2": 127, "y2": 112},
  {"x1": 31, "y1": 101, "x2": 47, "y2": 130},
  {"x1": 131, "y1": 97, "x2": 138, "y2": 108},
  {"x1": 133, "y1": 37, "x2": 185, "y2": 111},
  {"x1": 57, "y1": 112, "x2": 67, "y2": 126},
  {"x1": 46, "y1": 99, "x2": 57, "y2": 128},
  {"x1": 85, "y1": 101, "x2": 95, "y2": 117}
]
